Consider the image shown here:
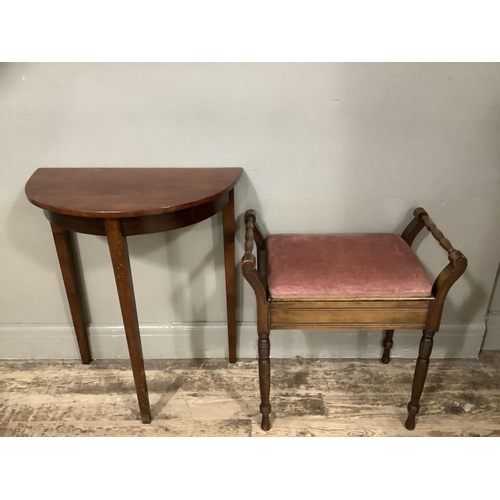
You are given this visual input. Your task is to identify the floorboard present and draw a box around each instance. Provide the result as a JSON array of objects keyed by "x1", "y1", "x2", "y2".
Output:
[{"x1": 1, "y1": 353, "x2": 499, "y2": 437}]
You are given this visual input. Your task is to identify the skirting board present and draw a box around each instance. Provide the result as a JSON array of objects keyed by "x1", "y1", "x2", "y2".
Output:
[
  {"x1": 0, "y1": 322, "x2": 485, "y2": 360},
  {"x1": 483, "y1": 313, "x2": 500, "y2": 350}
]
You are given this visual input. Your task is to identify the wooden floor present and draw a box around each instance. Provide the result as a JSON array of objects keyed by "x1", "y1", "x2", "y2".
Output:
[{"x1": 1, "y1": 352, "x2": 499, "y2": 437}]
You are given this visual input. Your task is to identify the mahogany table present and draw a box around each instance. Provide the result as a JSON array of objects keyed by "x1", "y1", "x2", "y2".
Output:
[{"x1": 25, "y1": 167, "x2": 243, "y2": 423}]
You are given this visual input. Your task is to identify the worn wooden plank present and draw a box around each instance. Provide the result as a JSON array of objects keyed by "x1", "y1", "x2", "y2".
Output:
[
  {"x1": 251, "y1": 415, "x2": 500, "y2": 437},
  {"x1": 1, "y1": 419, "x2": 253, "y2": 437},
  {"x1": 1, "y1": 355, "x2": 499, "y2": 436}
]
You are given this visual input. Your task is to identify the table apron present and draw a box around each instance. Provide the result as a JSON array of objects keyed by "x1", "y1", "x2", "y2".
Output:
[{"x1": 43, "y1": 193, "x2": 229, "y2": 236}]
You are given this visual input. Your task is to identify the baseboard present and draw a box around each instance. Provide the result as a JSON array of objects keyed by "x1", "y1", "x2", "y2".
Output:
[
  {"x1": 0, "y1": 322, "x2": 485, "y2": 360},
  {"x1": 483, "y1": 313, "x2": 500, "y2": 350}
]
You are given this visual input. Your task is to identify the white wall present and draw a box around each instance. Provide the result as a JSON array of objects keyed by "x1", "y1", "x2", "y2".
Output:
[{"x1": 1, "y1": 62, "x2": 499, "y2": 359}]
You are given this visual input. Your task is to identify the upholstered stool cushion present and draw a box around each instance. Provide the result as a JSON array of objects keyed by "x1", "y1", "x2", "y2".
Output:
[{"x1": 267, "y1": 233, "x2": 433, "y2": 300}]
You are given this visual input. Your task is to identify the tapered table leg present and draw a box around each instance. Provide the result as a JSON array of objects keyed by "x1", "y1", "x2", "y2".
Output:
[
  {"x1": 105, "y1": 219, "x2": 151, "y2": 424},
  {"x1": 222, "y1": 188, "x2": 237, "y2": 363},
  {"x1": 50, "y1": 224, "x2": 91, "y2": 364}
]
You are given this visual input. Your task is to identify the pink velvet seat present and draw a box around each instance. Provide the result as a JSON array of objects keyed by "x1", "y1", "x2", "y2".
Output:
[{"x1": 267, "y1": 233, "x2": 433, "y2": 300}]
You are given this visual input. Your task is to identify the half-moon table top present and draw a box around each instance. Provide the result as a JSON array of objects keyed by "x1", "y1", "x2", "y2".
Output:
[{"x1": 25, "y1": 167, "x2": 243, "y2": 218}]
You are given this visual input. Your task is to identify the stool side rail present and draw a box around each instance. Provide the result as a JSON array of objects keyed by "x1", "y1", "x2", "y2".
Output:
[{"x1": 242, "y1": 210, "x2": 268, "y2": 305}]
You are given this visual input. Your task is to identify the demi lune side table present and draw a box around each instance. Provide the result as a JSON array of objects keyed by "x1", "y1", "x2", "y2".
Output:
[{"x1": 25, "y1": 167, "x2": 242, "y2": 423}]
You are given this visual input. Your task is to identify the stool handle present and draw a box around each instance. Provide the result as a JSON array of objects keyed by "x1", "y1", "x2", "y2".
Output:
[
  {"x1": 402, "y1": 207, "x2": 468, "y2": 331},
  {"x1": 244, "y1": 210, "x2": 265, "y2": 252},
  {"x1": 402, "y1": 207, "x2": 467, "y2": 269},
  {"x1": 415, "y1": 208, "x2": 453, "y2": 252}
]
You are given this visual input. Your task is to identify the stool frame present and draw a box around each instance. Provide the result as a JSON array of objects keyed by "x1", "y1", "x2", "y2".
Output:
[{"x1": 241, "y1": 207, "x2": 467, "y2": 431}]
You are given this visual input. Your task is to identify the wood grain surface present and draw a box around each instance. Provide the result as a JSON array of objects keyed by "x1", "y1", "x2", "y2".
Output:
[
  {"x1": 25, "y1": 168, "x2": 242, "y2": 217},
  {"x1": 1, "y1": 353, "x2": 499, "y2": 437}
]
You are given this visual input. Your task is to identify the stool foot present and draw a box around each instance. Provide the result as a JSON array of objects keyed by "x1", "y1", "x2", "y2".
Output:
[
  {"x1": 261, "y1": 414, "x2": 271, "y2": 431},
  {"x1": 381, "y1": 330, "x2": 394, "y2": 364},
  {"x1": 405, "y1": 406, "x2": 418, "y2": 431}
]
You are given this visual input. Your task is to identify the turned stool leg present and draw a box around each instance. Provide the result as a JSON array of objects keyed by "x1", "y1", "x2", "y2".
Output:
[
  {"x1": 405, "y1": 330, "x2": 435, "y2": 430},
  {"x1": 258, "y1": 330, "x2": 271, "y2": 431},
  {"x1": 381, "y1": 329, "x2": 394, "y2": 364}
]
